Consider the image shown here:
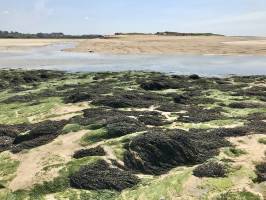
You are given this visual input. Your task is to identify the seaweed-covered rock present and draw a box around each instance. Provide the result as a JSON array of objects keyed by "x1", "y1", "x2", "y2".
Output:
[
  {"x1": 173, "y1": 94, "x2": 189, "y2": 104},
  {"x1": 106, "y1": 117, "x2": 144, "y2": 137},
  {"x1": 247, "y1": 120, "x2": 266, "y2": 133},
  {"x1": 64, "y1": 91, "x2": 92, "y2": 103},
  {"x1": 177, "y1": 107, "x2": 223, "y2": 123},
  {"x1": 189, "y1": 74, "x2": 200, "y2": 80},
  {"x1": 13, "y1": 120, "x2": 67, "y2": 144},
  {"x1": 11, "y1": 120, "x2": 67, "y2": 153},
  {"x1": 73, "y1": 146, "x2": 105, "y2": 159},
  {"x1": 228, "y1": 102, "x2": 263, "y2": 109},
  {"x1": 211, "y1": 127, "x2": 249, "y2": 137},
  {"x1": 140, "y1": 81, "x2": 170, "y2": 90},
  {"x1": 70, "y1": 160, "x2": 140, "y2": 191},
  {"x1": 124, "y1": 130, "x2": 230, "y2": 175},
  {"x1": 232, "y1": 86, "x2": 266, "y2": 97},
  {"x1": 0, "y1": 127, "x2": 18, "y2": 138},
  {"x1": 0, "y1": 136, "x2": 14, "y2": 152},
  {"x1": 254, "y1": 162, "x2": 266, "y2": 183},
  {"x1": 11, "y1": 134, "x2": 60, "y2": 153},
  {"x1": 138, "y1": 115, "x2": 169, "y2": 126},
  {"x1": 157, "y1": 102, "x2": 183, "y2": 112},
  {"x1": 246, "y1": 112, "x2": 266, "y2": 121},
  {"x1": 0, "y1": 69, "x2": 65, "y2": 90},
  {"x1": 193, "y1": 160, "x2": 228, "y2": 178},
  {"x1": 92, "y1": 90, "x2": 164, "y2": 108}
]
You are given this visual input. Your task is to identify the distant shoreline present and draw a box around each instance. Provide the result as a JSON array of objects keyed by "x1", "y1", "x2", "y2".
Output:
[
  {"x1": 67, "y1": 35, "x2": 266, "y2": 56},
  {"x1": 0, "y1": 35, "x2": 266, "y2": 56}
]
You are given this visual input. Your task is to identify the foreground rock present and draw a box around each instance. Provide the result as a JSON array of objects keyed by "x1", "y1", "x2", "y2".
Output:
[
  {"x1": 193, "y1": 160, "x2": 228, "y2": 178},
  {"x1": 124, "y1": 130, "x2": 230, "y2": 175},
  {"x1": 70, "y1": 160, "x2": 140, "y2": 191},
  {"x1": 255, "y1": 162, "x2": 266, "y2": 183}
]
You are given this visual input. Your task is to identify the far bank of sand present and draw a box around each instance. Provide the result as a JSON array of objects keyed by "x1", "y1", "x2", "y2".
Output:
[
  {"x1": 1, "y1": 35, "x2": 266, "y2": 55},
  {"x1": 0, "y1": 39, "x2": 84, "y2": 52},
  {"x1": 67, "y1": 35, "x2": 266, "y2": 55}
]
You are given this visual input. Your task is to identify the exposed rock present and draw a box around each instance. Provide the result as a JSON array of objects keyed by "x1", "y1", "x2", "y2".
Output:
[
  {"x1": 124, "y1": 130, "x2": 230, "y2": 175},
  {"x1": 73, "y1": 146, "x2": 105, "y2": 159},
  {"x1": 193, "y1": 160, "x2": 228, "y2": 178},
  {"x1": 70, "y1": 160, "x2": 140, "y2": 191}
]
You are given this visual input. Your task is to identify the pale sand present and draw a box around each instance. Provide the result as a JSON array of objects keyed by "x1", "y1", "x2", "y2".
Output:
[
  {"x1": 67, "y1": 35, "x2": 266, "y2": 55},
  {"x1": 9, "y1": 130, "x2": 88, "y2": 191},
  {"x1": 1, "y1": 36, "x2": 266, "y2": 55},
  {"x1": 179, "y1": 134, "x2": 266, "y2": 199},
  {"x1": 0, "y1": 39, "x2": 82, "y2": 51}
]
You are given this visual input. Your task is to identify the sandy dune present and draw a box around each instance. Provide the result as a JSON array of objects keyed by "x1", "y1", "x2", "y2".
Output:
[{"x1": 67, "y1": 35, "x2": 266, "y2": 55}]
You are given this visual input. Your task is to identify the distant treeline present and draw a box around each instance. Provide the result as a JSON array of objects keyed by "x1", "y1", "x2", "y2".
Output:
[
  {"x1": 115, "y1": 32, "x2": 152, "y2": 35},
  {"x1": 0, "y1": 30, "x2": 103, "y2": 39},
  {"x1": 156, "y1": 32, "x2": 224, "y2": 36},
  {"x1": 115, "y1": 31, "x2": 224, "y2": 36}
]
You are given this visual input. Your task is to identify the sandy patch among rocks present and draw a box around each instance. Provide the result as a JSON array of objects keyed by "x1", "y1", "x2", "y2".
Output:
[{"x1": 8, "y1": 130, "x2": 88, "y2": 191}]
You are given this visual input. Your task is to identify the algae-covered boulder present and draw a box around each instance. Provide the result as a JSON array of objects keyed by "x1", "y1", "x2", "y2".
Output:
[
  {"x1": 124, "y1": 130, "x2": 230, "y2": 175},
  {"x1": 255, "y1": 162, "x2": 266, "y2": 183},
  {"x1": 70, "y1": 160, "x2": 140, "y2": 191},
  {"x1": 73, "y1": 146, "x2": 105, "y2": 159},
  {"x1": 193, "y1": 160, "x2": 228, "y2": 178},
  {"x1": 11, "y1": 120, "x2": 67, "y2": 153}
]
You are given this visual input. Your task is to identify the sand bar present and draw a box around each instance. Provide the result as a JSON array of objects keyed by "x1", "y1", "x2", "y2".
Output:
[{"x1": 67, "y1": 35, "x2": 266, "y2": 55}]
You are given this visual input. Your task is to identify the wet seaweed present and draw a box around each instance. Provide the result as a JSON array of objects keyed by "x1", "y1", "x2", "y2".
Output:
[
  {"x1": 0, "y1": 69, "x2": 65, "y2": 91},
  {"x1": 193, "y1": 160, "x2": 228, "y2": 178},
  {"x1": 177, "y1": 107, "x2": 223, "y2": 123},
  {"x1": 92, "y1": 90, "x2": 166, "y2": 108},
  {"x1": 228, "y1": 102, "x2": 264, "y2": 109},
  {"x1": 69, "y1": 160, "x2": 140, "y2": 191},
  {"x1": 124, "y1": 129, "x2": 230, "y2": 175},
  {"x1": 210, "y1": 127, "x2": 249, "y2": 137},
  {"x1": 254, "y1": 162, "x2": 266, "y2": 183},
  {"x1": 8, "y1": 120, "x2": 67, "y2": 153},
  {"x1": 73, "y1": 146, "x2": 105, "y2": 159}
]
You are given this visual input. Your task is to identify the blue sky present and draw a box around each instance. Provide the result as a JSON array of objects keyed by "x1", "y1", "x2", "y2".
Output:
[{"x1": 0, "y1": 0, "x2": 266, "y2": 36}]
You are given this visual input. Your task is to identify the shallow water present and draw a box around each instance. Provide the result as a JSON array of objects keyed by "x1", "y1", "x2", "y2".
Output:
[{"x1": 1, "y1": 43, "x2": 266, "y2": 76}]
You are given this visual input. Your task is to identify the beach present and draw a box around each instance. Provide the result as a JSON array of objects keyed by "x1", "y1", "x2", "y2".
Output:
[
  {"x1": 67, "y1": 35, "x2": 266, "y2": 55},
  {"x1": 1, "y1": 36, "x2": 266, "y2": 56},
  {"x1": 0, "y1": 39, "x2": 82, "y2": 51}
]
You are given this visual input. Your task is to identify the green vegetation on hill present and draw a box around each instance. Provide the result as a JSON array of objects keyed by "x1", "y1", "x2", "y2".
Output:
[{"x1": 0, "y1": 30, "x2": 103, "y2": 39}]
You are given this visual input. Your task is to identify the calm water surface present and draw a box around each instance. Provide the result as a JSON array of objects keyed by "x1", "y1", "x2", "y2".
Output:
[{"x1": 0, "y1": 43, "x2": 266, "y2": 76}]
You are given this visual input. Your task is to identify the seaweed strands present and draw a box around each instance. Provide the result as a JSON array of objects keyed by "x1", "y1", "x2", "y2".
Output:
[
  {"x1": 91, "y1": 90, "x2": 165, "y2": 108},
  {"x1": 11, "y1": 120, "x2": 67, "y2": 153},
  {"x1": 254, "y1": 162, "x2": 266, "y2": 183},
  {"x1": 228, "y1": 102, "x2": 264, "y2": 109},
  {"x1": 124, "y1": 130, "x2": 230, "y2": 175},
  {"x1": 73, "y1": 146, "x2": 105, "y2": 159},
  {"x1": 177, "y1": 107, "x2": 223, "y2": 123},
  {"x1": 193, "y1": 160, "x2": 228, "y2": 178},
  {"x1": 210, "y1": 127, "x2": 249, "y2": 137},
  {"x1": 0, "y1": 124, "x2": 29, "y2": 152},
  {"x1": 69, "y1": 160, "x2": 140, "y2": 191}
]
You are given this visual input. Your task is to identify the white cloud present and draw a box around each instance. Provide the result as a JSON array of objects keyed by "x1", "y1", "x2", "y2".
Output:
[
  {"x1": 84, "y1": 16, "x2": 89, "y2": 20},
  {"x1": 2, "y1": 10, "x2": 9, "y2": 15}
]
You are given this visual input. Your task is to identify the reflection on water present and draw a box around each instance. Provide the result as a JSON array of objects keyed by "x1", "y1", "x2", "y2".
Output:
[{"x1": 0, "y1": 43, "x2": 266, "y2": 76}]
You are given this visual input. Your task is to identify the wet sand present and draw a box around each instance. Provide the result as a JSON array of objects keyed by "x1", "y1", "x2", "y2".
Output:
[
  {"x1": 67, "y1": 35, "x2": 266, "y2": 55},
  {"x1": 0, "y1": 39, "x2": 83, "y2": 52}
]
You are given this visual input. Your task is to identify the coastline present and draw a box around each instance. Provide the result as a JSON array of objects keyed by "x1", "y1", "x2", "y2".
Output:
[
  {"x1": 0, "y1": 36, "x2": 266, "y2": 56},
  {"x1": 65, "y1": 35, "x2": 266, "y2": 56}
]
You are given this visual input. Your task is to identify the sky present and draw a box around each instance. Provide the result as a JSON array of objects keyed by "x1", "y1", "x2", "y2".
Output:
[{"x1": 0, "y1": 0, "x2": 266, "y2": 36}]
